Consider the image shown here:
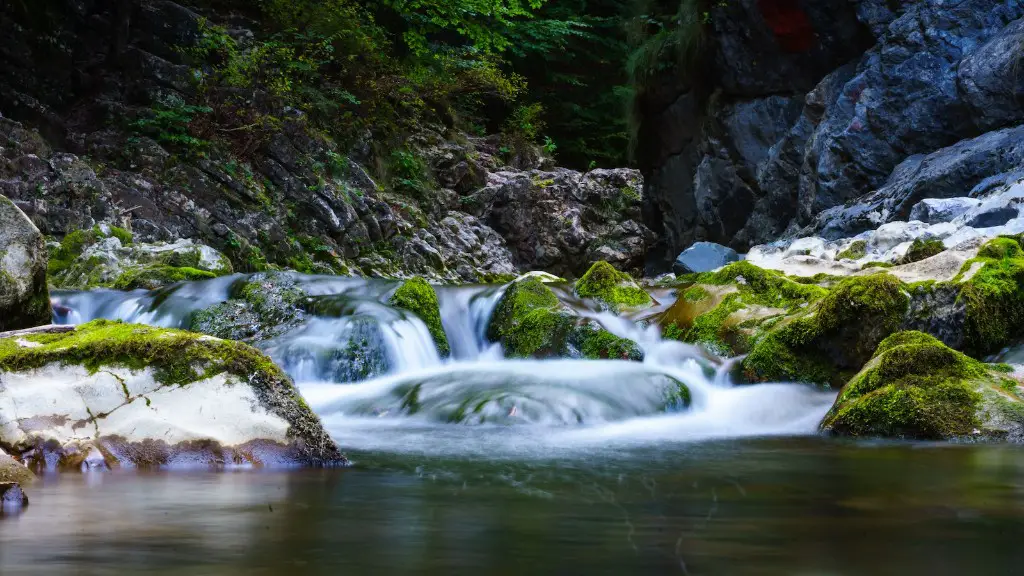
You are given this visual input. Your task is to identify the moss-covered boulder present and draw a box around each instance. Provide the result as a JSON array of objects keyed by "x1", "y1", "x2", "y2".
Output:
[
  {"x1": 0, "y1": 320, "x2": 345, "y2": 468},
  {"x1": 190, "y1": 273, "x2": 307, "y2": 343},
  {"x1": 743, "y1": 273, "x2": 910, "y2": 387},
  {"x1": 821, "y1": 331, "x2": 1024, "y2": 440},
  {"x1": 570, "y1": 321, "x2": 643, "y2": 361},
  {"x1": 0, "y1": 195, "x2": 51, "y2": 331},
  {"x1": 389, "y1": 277, "x2": 450, "y2": 357},
  {"x1": 574, "y1": 261, "x2": 653, "y2": 313},
  {"x1": 49, "y1": 228, "x2": 233, "y2": 291},
  {"x1": 488, "y1": 277, "x2": 577, "y2": 358},
  {"x1": 954, "y1": 236, "x2": 1024, "y2": 356},
  {"x1": 660, "y1": 261, "x2": 827, "y2": 356}
]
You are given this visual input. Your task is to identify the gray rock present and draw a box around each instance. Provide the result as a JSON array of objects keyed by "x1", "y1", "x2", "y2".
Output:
[
  {"x1": 0, "y1": 482, "x2": 28, "y2": 509},
  {"x1": 958, "y1": 17, "x2": 1024, "y2": 133},
  {"x1": 673, "y1": 242, "x2": 739, "y2": 274},
  {"x1": 909, "y1": 198, "x2": 983, "y2": 224},
  {"x1": 0, "y1": 194, "x2": 50, "y2": 331}
]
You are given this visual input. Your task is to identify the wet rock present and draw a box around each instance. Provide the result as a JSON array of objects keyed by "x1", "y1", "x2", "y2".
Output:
[
  {"x1": 910, "y1": 198, "x2": 983, "y2": 224},
  {"x1": 190, "y1": 273, "x2": 306, "y2": 343},
  {"x1": 389, "y1": 277, "x2": 449, "y2": 357},
  {"x1": 574, "y1": 261, "x2": 653, "y2": 314},
  {"x1": 673, "y1": 242, "x2": 739, "y2": 274},
  {"x1": 0, "y1": 482, "x2": 28, "y2": 509},
  {"x1": 0, "y1": 320, "x2": 346, "y2": 467},
  {"x1": 0, "y1": 447, "x2": 32, "y2": 485},
  {"x1": 821, "y1": 331, "x2": 1024, "y2": 441},
  {"x1": 0, "y1": 194, "x2": 50, "y2": 330}
]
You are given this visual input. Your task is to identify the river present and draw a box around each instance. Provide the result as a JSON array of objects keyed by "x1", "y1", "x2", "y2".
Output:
[{"x1": 2, "y1": 274, "x2": 1020, "y2": 574}]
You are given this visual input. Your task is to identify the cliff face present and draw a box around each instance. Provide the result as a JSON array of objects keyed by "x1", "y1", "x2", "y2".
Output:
[{"x1": 639, "y1": 0, "x2": 1024, "y2": 263}]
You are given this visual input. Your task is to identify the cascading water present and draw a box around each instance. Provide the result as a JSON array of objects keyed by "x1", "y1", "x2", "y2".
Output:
[{"x1": 52, "y1": 274, "x2": 837, "y2": 458}]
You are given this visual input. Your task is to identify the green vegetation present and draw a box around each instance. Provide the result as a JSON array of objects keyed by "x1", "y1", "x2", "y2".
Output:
[
  {"x1": 821, "y1": 331, "x2": 989, "y2": 439},
  {"x1": 574, "y1": 261, "x2": 652, "y2": 312},
  {"x1": 836, "y1": 240, "x2": 866, "y2": 261},
  {"x1": 191, "y1": 273, "x2": 307, "y2": 342},
  {"x1": 899, "y1": 237, "x2": 945, "y2": 264},
  {"x1": 390, "y1": 277, "x2": 450, "y2": 357},
  {"x1": 743, "y1": 273, "x2": 909, "y2": 387},
  {"x1": 112, "y1": 265, "x2": 217, "y2": 291},
  {"x1": 487, "y1": 277, "x2": 575, "y2": 358},
  {"x1": 0, "y1": 320, "x2": 289, "y2": 389},
  {"x1": 575, "y1": 326, "x2": 642, "y2": 360},
  {"x1": 955, "y1": 237, "x2": 1024, "y2": 355}
]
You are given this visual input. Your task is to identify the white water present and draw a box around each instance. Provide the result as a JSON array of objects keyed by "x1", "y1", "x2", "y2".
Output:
[{"x1": 52, "y1": 274, "x2": 837, "y2": 459}]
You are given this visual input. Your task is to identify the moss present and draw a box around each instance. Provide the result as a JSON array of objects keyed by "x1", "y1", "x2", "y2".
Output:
[
  {"x1": 487, "y1": 277, "x2": 575, "y2": 358},
  {"x1": 836, "y1": 240, "x2": 867, "y2": 261},
  {"x1": 109, "y1": 226, "x2": 134, "y2": 246},
  {"x1": 743, "y1": 273, "x2": 910, "y2": 387},
  {"x1": 862, "y1": 261, "x2": 894, "y2": 270},
  {"x1": 694, "y1": 261, "x2": 827, "y2": 309},
  {"x1": 681, "y1": 285, "x2": 710, "y2": 302},
  {"x1": 0, "y1": 319, "x2": 286, "y2": 388},
  {"x1": 191, "y1": 273, "x2": 306, "y2": 342},
  {"x1": 956, "y1": 237, "x2": 1024, "y2": 356},
  {"x1": 821, "y1": 331, "x2": 986, "y2": 439},
  {"x1": 574, "y1": 261, "x2": 652, "y2": 312},
  {"x1": 479, "y1": 272, "x2": 519, "y2": 285},
  {"x1": 684, "y1": 293, "x2": 746, "y2": 353},
  {"x1": 576, "y1": 327, "x2": 642, "y2": 361},
  {"x1": 899, "y1": 237, "x2": 945, "y2": 264},
  {"x1": 390, "y1": 277, "x2": 450, "y2": 357},
  {"x1": 112, "y1": 265, "x2": 217, "y2": 291}
]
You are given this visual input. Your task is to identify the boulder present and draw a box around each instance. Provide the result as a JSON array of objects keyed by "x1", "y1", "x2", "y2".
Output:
[
  {"x1": 821, "y1": 331, "x2": 1024, "y2": 441},
  {"x1": 0, "y1": 448, "x2": 32, "y2": 485},
  {"x1": 673, "y1": 242, "x2": 740, "y2": 274},
  {"x1": 0, "y1": 482, "x2": 28, "y2": 509},
  {"x1": 190, "y1": 273, "x2": 307, "y2": 343},
  {"x1": 389, "y1": 277, "x2": 449, "y2": 357},
  {"x1": 0, "y1": 195, "x2": 50, "y2": 331},
  {"x1": 0, "y1": 320, "x2": 346, "y2": 468},
  {"x1": 909, "y1": 198, "x2": 983, "y2": 225},
  {"x1": 574, "y1": 261, "x2": 654, "y2": 313}
]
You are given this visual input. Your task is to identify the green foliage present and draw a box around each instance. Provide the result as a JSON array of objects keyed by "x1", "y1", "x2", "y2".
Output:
[
  {"x1": 899, "y1": 238, "x2": 945, "y2": 265},
  {"x1": 130, "y1": 95, "x2": 212, "y2": 156},
  {"x1": 956, "y1": 237, "x2": 1024, "y2": 356}
]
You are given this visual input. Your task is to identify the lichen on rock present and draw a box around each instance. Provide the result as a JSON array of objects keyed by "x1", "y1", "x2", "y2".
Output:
[
  {"x1": 821, "y1": 331, "x2": 1024, "y2": 440},
  {"x1": 0, "y1": 320, "x2": 345, "y2": 468},
  {"x1": 389, "y1": 277, "x2": 450, "y2": 357},
  {"x1": 574, "y1": 261, "x2": 653, "y2": 313}
]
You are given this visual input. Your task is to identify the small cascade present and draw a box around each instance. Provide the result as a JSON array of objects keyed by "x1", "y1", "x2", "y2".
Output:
[{"x1": 52, "y1": 272, "x2": 838, "y2": 456}]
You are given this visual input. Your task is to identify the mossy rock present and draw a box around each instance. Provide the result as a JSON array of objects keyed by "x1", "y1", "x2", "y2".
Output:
[
  {"x1": 487, "y1": 277, "x2": 576, "y2": 358},
  {"x1": 836, "y1": 240, "x2": 867, "y2": 261},
  {"x1": 190, "y1": 273, "x2": 307, "y2": 343},
  {"x1": 574, "y1": 261, "x2": 652, "y2": 313},
  {"x1": 571, "y1": 322, "x2": 643, "y2": 361},
  {"x1": 389, "y1": 277, "x2": 450, "y2": 358},
  {"x1": 0, "y1": 320, "x2": 345, "y2": 465},
  {"x1": 112, "y1": 265, "x2": 218, "y2": 290},
  {"x1": 954, "y1": 237, "x2": 1024, "y2": 356},
  {"x1": 660, "y1": 262, "x2": 827, "y2": 356},
  {"x1": 820, "y1": 331, "x2": 1024, "y2": 440},
  {"x1": 743, "y1": 273, "x2": 909, "y2": 387},
  {"x1": 899, "y1": 237, "x2": 945, "y2": 265}
]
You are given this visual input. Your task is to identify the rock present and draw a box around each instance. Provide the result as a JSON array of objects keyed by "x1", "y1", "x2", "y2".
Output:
[
  {"x1": 0, "y1": 448, "x2": 32, "y2": 485},
  {"x1": 673, "y1": 242, "x2": 739, "y2": 274},
  {"x1": 467, "y1": 168, "x2": 653, "y2": 276},
  {"x1": 389, "y1": 277, "x2": 450, "y2": 357},
  {"x1": 821, "y1": 331, "x2": 1024, "y2": 441},
  {"x1": 574, "y1": 261, "x2": 653, "y2": 313},
  {"x1": 0, "y1": 482, "x2": 28, "y2": 509},
  {"x1": 190, "y1": 273, "x2": 306, "y2": 343},
  {"x1": 909, "y1": 198, "x2": 983, "y2": 224},
  {"x1": 0, "y1": 320, "x2": 346, "y2": 468},
  {"x1": 958, "y1": 17, "x2": 1024, "y2": 133},
  {"x1": 487, "y1": 275, "x2": 640, "y2": 360},
  {"x1": 0, "y1": 194, "x2": 50, "y2": 331}
]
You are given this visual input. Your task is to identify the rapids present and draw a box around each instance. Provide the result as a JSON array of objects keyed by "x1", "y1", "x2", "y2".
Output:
[{"x1": 51, "y1": 274, "x2": 837, "y2": 457}]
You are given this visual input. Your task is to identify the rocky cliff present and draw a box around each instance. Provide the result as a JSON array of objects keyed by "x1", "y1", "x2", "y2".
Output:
[{"x1": 639, "y1": 0, "x2": 1024, "y2": 264}]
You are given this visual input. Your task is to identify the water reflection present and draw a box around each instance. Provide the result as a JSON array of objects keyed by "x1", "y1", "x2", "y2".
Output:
[{"x1": 3, "y1": 439, "x2": 1024, "y2": 575}]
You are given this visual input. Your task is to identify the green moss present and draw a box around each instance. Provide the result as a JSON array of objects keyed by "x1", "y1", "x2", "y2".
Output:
[
  {"x1": 0, "y1": 319, "x2": 287, "y2": 388},
  {"x1": 743, "y1": 273, "x2": 910, "y2": 387},
  {"x1": 577, "y1": 327, "x2": 642, "y2": 360},
  {"x1": 682, "y1": 285, "x2": 710, "y2": 302},
  {"x1": 191, "y1": 273, "x2": 307, "y2": 342},
  {"x1": 574, "y1": 261, "x2": 652, "y2": 312},
  {"x1": 861, "y1": 261, "x2": 894, "y2": 270},
  {"x1": 112, "y1": 265, "x2": 217, "y2": 291},
  {"x1": 821, "y1": 331, "x2": 986, "y2": 439},
  {"x1": 390, "y1": 277, "x2": 450, "y2": 357},
  {"x1": 109, "y1": 226, "x2": 134, "y2": 246},
  {"x1": 836, "y1": 240, "x2": 867, "y2": 261},
  {"x1": 684, "y1": 293, "x2": 745, "y2": 353},
  {"x1": 694, "y1": 261, "x2": 827, "y2": 309},
  {"x1": 487, "y1": 277, "x2": 575, "y2": 358},
  {"x1": 899, "y1": 237, "x2": 945, "y2": 264},
  {"x1": 478, "y1": 272, "x2": 520, "y2": 285},
  {"x1": 956, "y1": 237, "x2": 1024, "y2": 355}
]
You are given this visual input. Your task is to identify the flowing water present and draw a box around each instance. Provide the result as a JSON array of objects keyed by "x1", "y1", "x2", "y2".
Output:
[{"x1": 4, "y1": 275, "x2": 1021, "y2": 573}]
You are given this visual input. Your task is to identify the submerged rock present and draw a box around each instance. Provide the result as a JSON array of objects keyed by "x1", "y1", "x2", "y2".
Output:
[
  {"x1": 0, "y1": 320, "x2": 345, "y2": 468},
  {"x1": 821, "y1": 331, "x2": 1024, "y2": 441},
  {"x1": 0, "y1": 194, "x2": 50, "y2": 331},
  {"x1": 0, "y1": 482, "x2": 28, "y2": 509},
  {"x1": 673, "y1": 242, "x2": 739, "y2": 274},
  {"x1": 190, "y1": 273, "x2": 307, "y2": 343}
]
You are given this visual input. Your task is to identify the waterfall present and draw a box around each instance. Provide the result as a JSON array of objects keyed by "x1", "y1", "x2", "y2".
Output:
[{"x1": 52, "y1": 273, "x2": 837, "y2": 456}]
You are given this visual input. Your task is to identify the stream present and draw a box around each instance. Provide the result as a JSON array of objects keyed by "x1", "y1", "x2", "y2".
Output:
[{"x1": 2, "y1": 275, "x2": 1022, "y2": 574}]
